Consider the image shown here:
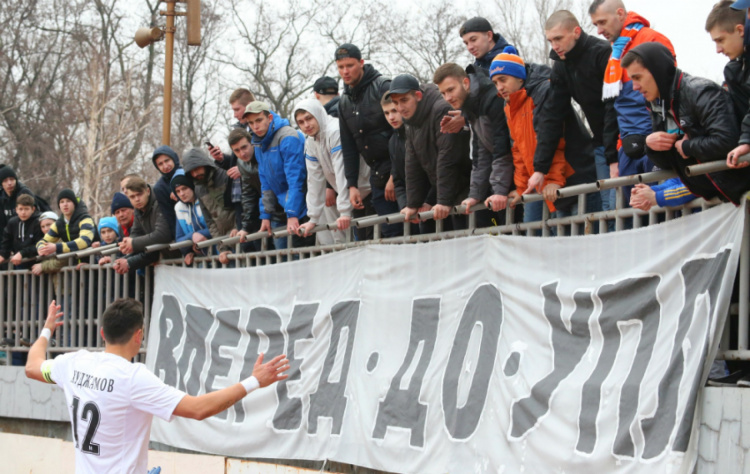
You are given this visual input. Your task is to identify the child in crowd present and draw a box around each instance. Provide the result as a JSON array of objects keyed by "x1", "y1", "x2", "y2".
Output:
[{"x1": 0, "y1": 194, "x2": 43, "y2": 270}]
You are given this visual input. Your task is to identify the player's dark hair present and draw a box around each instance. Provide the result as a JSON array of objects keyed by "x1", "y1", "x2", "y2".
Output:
[{"x1": 102, "y1": 298, "x2": 144, "y2": 345}]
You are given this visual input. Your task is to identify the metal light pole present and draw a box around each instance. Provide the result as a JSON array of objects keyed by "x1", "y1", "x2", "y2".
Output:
[{"x1": 134, "y1": 0, "x2": 201, "y2": 147}]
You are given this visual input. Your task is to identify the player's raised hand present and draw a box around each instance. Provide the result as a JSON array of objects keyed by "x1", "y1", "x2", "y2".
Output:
[
  {"x1": 45, "y1": 300, "x2": 64, "y2": 334},
  {"x1": 252, "y1": 353, "x2": 290, "y2": 387}
]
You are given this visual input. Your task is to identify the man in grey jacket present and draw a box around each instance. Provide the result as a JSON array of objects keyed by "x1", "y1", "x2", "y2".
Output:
[{"x1": 434, "y1": 62, "x2": 514, "y2": 226}]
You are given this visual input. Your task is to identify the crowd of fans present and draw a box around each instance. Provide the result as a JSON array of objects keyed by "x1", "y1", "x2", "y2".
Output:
[{"x1": 2, "y1": 0, "x2": 750, "y2": 274}]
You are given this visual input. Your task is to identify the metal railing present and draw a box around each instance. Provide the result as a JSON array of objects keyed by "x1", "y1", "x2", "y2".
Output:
[{"x1": 1, "y1": 158, "x2": 749, "y2": 364}]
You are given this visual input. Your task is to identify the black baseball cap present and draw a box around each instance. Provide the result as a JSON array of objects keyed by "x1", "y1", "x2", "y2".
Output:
[
  {"x1": 313, "y1": 76, "x2": 339, "y2": 95},
  {"x1": 386, "y1": 74, "x2": 420, "y2": 98},
  {"x1": 460, "y1": 17, "x2": 494, "y2": 36},
  {"x1": 335, "y1": 43, "x2": 362, "y2": 61}
]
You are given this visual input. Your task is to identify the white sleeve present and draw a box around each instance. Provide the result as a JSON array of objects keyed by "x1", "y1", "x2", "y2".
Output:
[
  {"x1": 305, "y1": 152, "x2": 326, "y2": 223},
  {"x1": 332, "y1": 137, "x2": 353, "y2": 217},
  {"x1": 130, "y1": 364, "x2": 187, "y2": 422},
  {"x1": 48, "y1": 352, "x2": 75, "y2": 385}
]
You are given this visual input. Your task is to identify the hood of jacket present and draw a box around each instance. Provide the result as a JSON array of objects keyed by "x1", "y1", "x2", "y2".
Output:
[
  {"x1": 463, "y1": 67, "x2": 496, "y2": 119},
  {"x1": 152, "y1": 145, "x2": 181, "y2": 181},
  {"x1": 626, "y1": 41, "x2": 677, "y2": 105},
  {"x1": 181, "y1": 148, "x2": 217, "y2": 175},
  {"x1": 293, "y1": 98, "x2": 336, "y2": 140},
  {"x1": 476, "y1": 34, "x2": 511, "y2": 70},
  {"x1": 251, "y1": 112, "x2": 292, "y2": 151},
  {"x1": 524, "y1": 63, "x2": 551, "y2": 96},
  {"x1": 404, "y1": 84, "x2": 442, "y2": 127},
  {"x1": 623, "y1": 11, "x2": 651, "y2": 30},
  {"x1": 343, "y1": 64, "x2": 382, "y2": 101}
]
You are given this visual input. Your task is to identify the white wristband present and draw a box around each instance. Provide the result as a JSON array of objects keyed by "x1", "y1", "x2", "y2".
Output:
[
  {"x1": 40, "y1": 328, "x2": 52, "y2": 341},
  {"x1": 240, "y1": 376, "x2": 260, "y2": 394}
]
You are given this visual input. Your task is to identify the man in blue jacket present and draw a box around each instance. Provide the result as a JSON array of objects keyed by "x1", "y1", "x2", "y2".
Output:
[{"x1": 244, "y1": 101, "x2": 314, "y2": 249}]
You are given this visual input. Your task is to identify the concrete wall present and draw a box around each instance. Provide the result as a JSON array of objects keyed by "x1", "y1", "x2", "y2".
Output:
[{"x1": 697, "y1": 387, "x2": 750, "y2": 473}]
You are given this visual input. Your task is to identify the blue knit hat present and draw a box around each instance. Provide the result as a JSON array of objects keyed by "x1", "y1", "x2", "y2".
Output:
[
  {"x1": 98, "y1": 216, "x2": 120, "y2": 239},
  {"x1": 110, "y1": 192, "x2": 133, "y2": 214},
  {"x1": 489, "y1": 45, "x2": 526, "y2": 81}
]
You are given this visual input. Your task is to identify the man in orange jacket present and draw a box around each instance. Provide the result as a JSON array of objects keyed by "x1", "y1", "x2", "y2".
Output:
[{"x1": 489, "y1": 46, "x2": 598, "y2": 226}]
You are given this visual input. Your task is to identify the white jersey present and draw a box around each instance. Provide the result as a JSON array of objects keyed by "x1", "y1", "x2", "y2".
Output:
[{"x1": 45, "y1": 350, "x2": 186, "y2": 474}]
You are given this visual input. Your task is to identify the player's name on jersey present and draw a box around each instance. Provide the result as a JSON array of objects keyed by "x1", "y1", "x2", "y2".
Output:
[{"x1": 71, "y1": 370, "x2": 115, "y2": 392}]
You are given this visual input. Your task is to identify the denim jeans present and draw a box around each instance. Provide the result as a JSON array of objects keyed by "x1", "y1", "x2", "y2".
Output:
[
  {"x1": 594, "y1": 146, "x2": 615, "y2": 213},
  {"x1": 552, "y1": 192, "x2": 603, "y2": 234}
]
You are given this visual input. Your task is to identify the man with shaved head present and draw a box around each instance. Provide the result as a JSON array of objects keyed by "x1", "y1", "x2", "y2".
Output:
[
  {"x1": 589, "y1": 0, "x2": 675, "y2": 204},
  {"x1": 533, "y1": 10, "x2": 615, "y2": 218}
]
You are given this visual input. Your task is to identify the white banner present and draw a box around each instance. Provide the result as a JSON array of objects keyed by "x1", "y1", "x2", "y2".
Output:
[{"x1": 146, "y1": 203, "x2": 745, "y2": 473}]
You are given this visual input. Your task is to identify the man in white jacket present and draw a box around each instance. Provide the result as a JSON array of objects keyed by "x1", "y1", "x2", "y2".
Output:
[{"x1": 293, "y1": 99, "x2": 371, "y2": 242}]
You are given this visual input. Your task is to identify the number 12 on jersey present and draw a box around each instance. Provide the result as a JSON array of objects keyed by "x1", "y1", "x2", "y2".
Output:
[{"x1": 71, "y1": 397, "x2": 101, "y2": 455}]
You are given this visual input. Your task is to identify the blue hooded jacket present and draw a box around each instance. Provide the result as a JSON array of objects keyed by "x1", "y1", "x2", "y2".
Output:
[
  {"x1": 170, "y1": 169, "x2": 210, "y2": 256},
  {"x1": 251, "y1": 112, "x2": 307, "y2": 220},
  {"x1": 151, "y1": 145, "x2": 181, "y2": 238}
]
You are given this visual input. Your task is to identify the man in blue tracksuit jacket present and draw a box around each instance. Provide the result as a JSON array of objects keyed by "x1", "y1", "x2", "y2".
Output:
[{"x1": 244, "y1": 100, "x2": 314, "y2": 249}]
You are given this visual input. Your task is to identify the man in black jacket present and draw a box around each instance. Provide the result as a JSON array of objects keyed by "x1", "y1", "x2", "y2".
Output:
[
  {"x1": 433, "y1": 62, "x2": 513, "y2": 224},
  {"x1": 706, "y1": 1, "x2": 750, "y2": 168},
  {"x1": 388, "y1": 74, "x2": 471, "y2": 230},
  {"x1": 534, "y1": 10, "x2": 619, "y2": 214},
  {"x1": 623, "y1": 42, "x2": 750, "y2": 204},
  {"x1": 208, "y1": 88, "x2": 256, "y2": 227},
  {"x1": 228, "y1": 128, "x2": 263, "y2": 251},
  {"x1": 335, "y1": 43, "x2": 401, "y2": 237},
  {"x1": 114, "y1": 177, "x2": 179, "y2": 273}
]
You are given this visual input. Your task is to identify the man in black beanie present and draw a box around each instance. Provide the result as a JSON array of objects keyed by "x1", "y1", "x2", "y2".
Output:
[
  {"x1": 623, "y1": 42, "x2": 750, "y2": 204},
  {"x1": 459, "y1": 17, "x2": 510, "y2": 72}
]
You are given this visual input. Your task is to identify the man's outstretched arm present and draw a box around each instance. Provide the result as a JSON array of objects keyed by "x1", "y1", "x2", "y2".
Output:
[
  {"x1": 172, "y1": 353, "x2": 289, "y2": 421},
  {"x1": 25, "y1": 300, "x2": 64, "y2": 383}
]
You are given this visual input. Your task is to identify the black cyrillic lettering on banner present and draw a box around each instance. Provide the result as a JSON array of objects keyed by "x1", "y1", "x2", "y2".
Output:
[
  {"x1": 154, "y1": 294, "x2": 184, "y2": 386},
  {"x1": 443, "y1": 284, "x2": 502, "y2": 440},
  {"x1": 204, "y1": 309, "x2": 242, "y2": 421},
  {"x1": 372, "y1": 297, "x2": 440, "y2": 447},
  {"x1": 576, "y1": 276, "x2": 660, "y2": 456},
  {"x1": 308, "y1": 300, "x2": 360, "y2": 436},
  {"x1": 510, "y1": 283, "x2": 592, "y2": 440},
  {"x1": 235, "y1": 306, "x2": 285, "y2": 423},
  {"x1": 273, "y1": 302, "x2": 318, "y2": 430},
  {"x1": 176, "y1": 305, "x2": 214, "y2": 394},
  {"x1": 642, "y1": 250, "x2": 730, "y2": 458}
]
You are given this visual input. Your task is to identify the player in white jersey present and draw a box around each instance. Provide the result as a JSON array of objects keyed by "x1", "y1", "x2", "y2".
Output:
[{"x1": 25, "y1": 298, "x2": 289, "y2": 474}]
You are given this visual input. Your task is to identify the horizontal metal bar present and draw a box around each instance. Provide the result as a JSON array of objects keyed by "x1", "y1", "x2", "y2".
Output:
[
  {"x1": 715, "y1": 350, "x2": 750, "y2": 361},
  {"x1": 638, "y1": 169, "x2": 676, "y2": 183},
  {"x1": 100, "y1": 247, "x2": 120, "y2": 256},
  {"x1": 144, "y1": 243, "x2": 172, "y2": 252},
  {"x1": 195, "y1": 235, "x2": 230, "y2": 249},
  {"x1": 73, "y1": 243, "x2": 117, "y2": 259},
  {"x1": 520, "y1": 192, "x2": 545, "y2": 203},
  {"x1": 556, "y1": 182, "x2": 599, "y2": 199},
  {"x1": 168, "y1": 240, "x2": 195, "y2": 250},
  {"x1": 685, "y1": 154, "x2": 750, "y2": 177}
]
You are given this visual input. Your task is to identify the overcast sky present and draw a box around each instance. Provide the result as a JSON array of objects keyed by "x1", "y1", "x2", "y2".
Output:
[{"x1": 590, "y1": 0, "x2": 727, "y2": 82}]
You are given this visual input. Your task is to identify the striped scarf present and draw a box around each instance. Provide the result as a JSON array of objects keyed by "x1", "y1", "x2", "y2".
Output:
[{"x1": 603, "y1": 23, "x2": 644, "y2": 100}]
